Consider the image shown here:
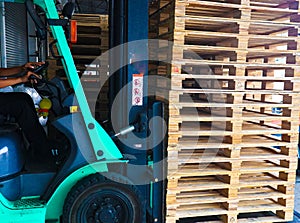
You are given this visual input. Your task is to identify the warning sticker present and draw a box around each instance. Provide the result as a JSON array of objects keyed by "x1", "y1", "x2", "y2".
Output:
[{"x1": 132, "y1": 74, "x2": 143, "y2": 106}]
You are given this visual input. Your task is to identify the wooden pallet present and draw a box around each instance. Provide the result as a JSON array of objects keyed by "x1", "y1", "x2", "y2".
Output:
[
  {"x1": 150, "y1": 0, "x2": 300, "y2": 80},
  {"x1": 47, "y1": 13, "x2": 109, "y2": 120},
  {"x1": 151, "y1": 0, "x2": 300, "y2": 222}
]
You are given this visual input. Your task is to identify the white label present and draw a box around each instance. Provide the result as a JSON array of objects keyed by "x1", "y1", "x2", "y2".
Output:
[{"x1": 132, "y1": 74, "x2": 143, "y2": 106}]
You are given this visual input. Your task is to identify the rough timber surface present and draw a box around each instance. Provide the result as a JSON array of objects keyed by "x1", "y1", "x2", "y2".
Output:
[{"x1": 149, "y1": 0, "x2": 300, "y2": 222}]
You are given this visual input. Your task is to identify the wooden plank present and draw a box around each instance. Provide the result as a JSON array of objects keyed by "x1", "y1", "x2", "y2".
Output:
[
  {"x1": 171, "y1": 59, "x2": 300, "y2": 68},
  {"x1": 176, "y1": 176, "x2": 231, "y2": 191},
  {"x1": 179, "y1": 45, "x2": 298, "y2": 59},
  {"x1": 176, "y1": 190, "x2": 228, "y2": 204},
  {"x1": 178, "y1": 219, "x2": 223, "y2": 223},
  {"x1": 175, "y1": 203, "x2": 228, "y2": 218},
  {"x1": 186, "y1": 0, "x2": 299, "y2": 13},
  {"x1": 176, "y1": 150, "x2": 232, "y2": 163},
  {"x1": 183, "y1": 15, "x2": 300, "y2": 27},
  {"x1": 240, "y1": 135, "x2": 296, "y2": 146},
  {"x1": 170, "y1": 102, "x2": 293, "y2": 109},
  {"x1": 238, "y1": 186, "x2": 290, "y2": 201},
  {"x1": 177, "y1": 136, "x2": 233, "y2": 149},
  {"x1": 171, "y1": 163, "x2": 232, "y2": 177},
  {"x1": 238, "y1": 199, "x2": 286, "y2": 213},
  {"x1": 238, "y1": 215, "x2": 289, "y2": 223},
  {"x1": 240, "y1": 161, "x2": 290, "y2": 173},
  {"x1": 239, "y1": 172, "x2": 294, "y2": 187},
  {"x1": 239, "y1": 147, "x2": 292, "y2": 161}
]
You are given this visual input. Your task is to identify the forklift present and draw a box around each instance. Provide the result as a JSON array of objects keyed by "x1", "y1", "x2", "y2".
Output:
[{"x1": 0, "y1": 0, "x2": 166, "y2": 222}]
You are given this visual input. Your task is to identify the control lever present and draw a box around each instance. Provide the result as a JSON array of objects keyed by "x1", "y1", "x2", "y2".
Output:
[
  {"x1": 111, "y1": 113, "x2": 148, "y2": 139},
  {"x1": 112, "y1": 125, "x2": 136, "y2": 139}
]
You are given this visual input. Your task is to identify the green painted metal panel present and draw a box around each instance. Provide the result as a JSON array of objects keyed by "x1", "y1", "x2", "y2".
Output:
[
  {"x1": 0, "y1": 161, "x2": 126, "y2": 222},
  {"x1": 0, "y1": 194, "x2": 46, "y2": 223}
]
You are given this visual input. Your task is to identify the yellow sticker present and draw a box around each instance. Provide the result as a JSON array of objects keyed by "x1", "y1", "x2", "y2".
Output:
[{"x1": 70, "y1": 106, "x2": 78, "y2": 113}]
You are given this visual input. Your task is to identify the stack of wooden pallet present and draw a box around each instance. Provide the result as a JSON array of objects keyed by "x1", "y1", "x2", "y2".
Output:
[
  {"x1": 72, "y1": 14, "x2": 110, "y2": 121},
  {"x1": 48, "y1": 14, "x2": 109, "y2": 120},
  {"x1": 149, "y1": 0, "x2": 300, "y2": 222}
]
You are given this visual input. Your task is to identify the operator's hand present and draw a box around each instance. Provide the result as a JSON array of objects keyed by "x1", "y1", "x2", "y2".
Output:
[
  {"x1": 21, "y1": 61, "x2": 45, "y2": 84},
  {"x1": 23, "y1": 61, "x2": 45, "y2": 70},
  {"x1": 20, "y1": 71, "x2": 41, "y2": 84}
]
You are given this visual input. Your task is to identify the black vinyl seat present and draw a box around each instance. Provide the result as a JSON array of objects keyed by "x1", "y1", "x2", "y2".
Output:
[
  {"x1": 0, "y1": 114, "x2": 8, "y2": 125},
  {"x1": 0, "y1": 114, "x2": 16, "y2": 127},
  {"x1": 0, "y1": 114, "x2": 19, "y2": 140}
]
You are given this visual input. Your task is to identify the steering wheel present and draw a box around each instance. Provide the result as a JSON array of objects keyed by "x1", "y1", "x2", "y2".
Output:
[
  {"x1": 28, "y1": 61, "x2": 49, "y2": 81},
  {"x1": 25, "y1": 0, "x2": 47, "y2": 40}
]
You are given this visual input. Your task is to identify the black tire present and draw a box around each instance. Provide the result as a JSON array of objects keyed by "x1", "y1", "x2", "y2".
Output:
[{"x1": 62, "y1": 173, "x2": 143, "y2": 223}]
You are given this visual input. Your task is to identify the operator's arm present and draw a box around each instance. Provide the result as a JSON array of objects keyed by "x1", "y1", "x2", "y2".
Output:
[
  {"x1": 0, "y1": 62, "x2": 44, "y2": 77},
  {"x1": 0, "y1": 72, "x2": 37, "y2": 88},
  {"x1": 0, "y1": 62, "x2": 44, "y2": 88},
  {"x1": 0, "y1": 66, "x2": 24, "y2": 76}
]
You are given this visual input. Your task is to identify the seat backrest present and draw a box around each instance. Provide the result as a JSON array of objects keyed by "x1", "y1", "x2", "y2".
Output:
[
  {"x1": 0, "y1": 114, "x2": 19, "y2": 135},
  {"x1": 0, "y1": 114, "x2": 14, "y2": 126},
  {"x1": 0, "y1": 114, "x2": 7, "y2": 125}
]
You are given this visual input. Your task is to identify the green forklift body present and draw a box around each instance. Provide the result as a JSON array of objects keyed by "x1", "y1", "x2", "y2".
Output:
[
  {"x1": 0, "y1": 0, "x2": 125, "y2": 222},
  {"x1": 0, "y1": 162, "x2": 119, "y2": 223}
]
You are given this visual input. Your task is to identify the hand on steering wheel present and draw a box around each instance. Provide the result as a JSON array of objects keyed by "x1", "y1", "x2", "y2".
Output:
[
  {"x1": 22, "y1": 61, "x2": 49, "y2": 84},
  {"x1": 23, "y1": 61, "x2": 45, "y2": 70},
  {"x1": 24, "y1": 61, "x2": 49, "y2": 75},
  {"x1": 20, "y1": 71, "x2": 40, "y2": 84}
]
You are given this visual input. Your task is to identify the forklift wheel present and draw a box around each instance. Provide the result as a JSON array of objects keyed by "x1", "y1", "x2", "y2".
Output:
[{"x1": 62, "y1": 173, "x2": 143, "y2": 223}]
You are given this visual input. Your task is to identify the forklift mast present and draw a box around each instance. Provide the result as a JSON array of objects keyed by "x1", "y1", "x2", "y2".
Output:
[
  {"x1": 109, "y1": 0, "x2": 149, "y2": 168},
  {"x1": 109, "y1": 0, "x2": 165, "y2": 221}
]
